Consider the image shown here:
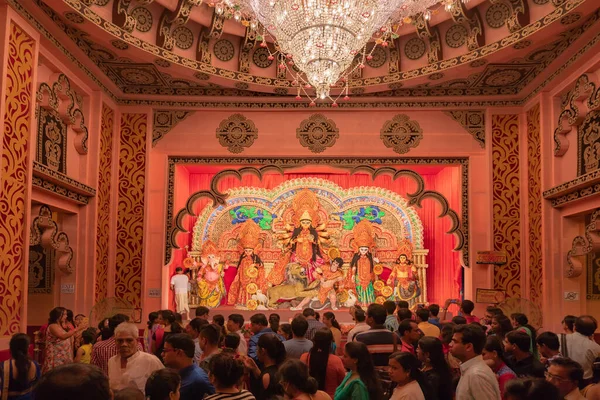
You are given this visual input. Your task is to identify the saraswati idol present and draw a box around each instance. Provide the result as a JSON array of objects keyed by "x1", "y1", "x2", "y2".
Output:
[
  {"x1": 227, "y1": 219, "x2": 266, "y2": 308},
  {"x1": 267, "y1": 188, "x2": 331, "y2": 287},
  {"x1": 349, "y1": 220, "x2": 379, "y2": 306}
]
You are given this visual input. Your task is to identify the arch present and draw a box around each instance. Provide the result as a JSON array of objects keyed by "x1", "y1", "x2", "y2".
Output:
[{"x1": 30, "y1": 205, "x2": 74, "y2": 274}]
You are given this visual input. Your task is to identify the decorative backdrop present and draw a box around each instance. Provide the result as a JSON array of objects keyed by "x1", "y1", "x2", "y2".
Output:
[
  {"x1": 527, "y1": 104, "x2": 543, "y2": 313},
  {"x1": 0, "y1": 23, "x2": 36, "y2": 336},
  {"x1": 115, "y1": 113, "x2": 147, "y2": 310},
  {"x1": 492, "y1": 114, "x2": 522, "y2": 298},
  {"x1": 95, "y1": 104, "x2": 114, "y2": 303}
]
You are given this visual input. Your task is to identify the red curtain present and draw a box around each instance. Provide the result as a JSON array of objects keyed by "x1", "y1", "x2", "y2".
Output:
[{"x1": 177, "y1": 169, "x2": 462, "y2": 305}]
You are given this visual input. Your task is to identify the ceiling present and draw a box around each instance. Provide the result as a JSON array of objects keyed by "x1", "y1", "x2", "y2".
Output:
[{"x1": 12, "y1": 0, "x2": 600, "y2": 106}]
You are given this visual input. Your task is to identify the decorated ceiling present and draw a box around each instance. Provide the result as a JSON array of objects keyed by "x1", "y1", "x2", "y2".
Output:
[{"x1": 12, "y1": 0, "x2": 600, "y2": 106}]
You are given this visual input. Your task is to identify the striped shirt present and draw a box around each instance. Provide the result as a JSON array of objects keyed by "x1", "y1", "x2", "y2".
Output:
[
  {"x1": 305, "y1": 319, "x2": 326, "y2": 341},
  {"x1": 91, "y1": 336, "x2": 144, "y2": 375},
  {"x1": 355, "y1": 327, "x2": 398, "y2": 367},
  {"x1": 204, "y1": 390, "x2": 256, "y2": 399}
]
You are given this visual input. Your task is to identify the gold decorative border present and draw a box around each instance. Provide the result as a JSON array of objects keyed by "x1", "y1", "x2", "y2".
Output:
[
  {"x1": 95, "y1": 104, "x2": 113, "y2": 302},
  {"x1": 32, "y1": 175, "x2": 89, "y2": 205},
  {"x1": 163, "y1": 157, "x2": 470, "y2": 268},
  {"x1": 492, "y1": 114, "x2": 522, "y2": 298},
  {"x1": 32, "y1": 161, "x2": 96, "y2": 196},
  {"x1": 115, "y1": 113, "x2": 147, "y2": 309},
  {"x1": 526, "y1": 104, "x2": 543, "y2": 312},
  {"x1": 543, "y1": 169, "x2": 600, "y2": 207},
  {"x1": 0, "y1": 22, "x2": 36, "y2": 336}
]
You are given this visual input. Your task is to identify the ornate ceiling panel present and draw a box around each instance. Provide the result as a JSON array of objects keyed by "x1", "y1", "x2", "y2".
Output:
[{"x1": 11, "y1": 0, "x2": 600, "y2": 106}]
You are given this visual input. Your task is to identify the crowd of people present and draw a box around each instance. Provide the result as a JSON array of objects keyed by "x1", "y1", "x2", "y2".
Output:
[{"x1": 1, "y1": 301, "x2": 599, "y2": 400}]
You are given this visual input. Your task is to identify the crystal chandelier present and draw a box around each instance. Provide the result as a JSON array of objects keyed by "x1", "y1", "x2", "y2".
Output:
[{"x1": 212, "y1": 0, "x2": 445, "y2": 102}]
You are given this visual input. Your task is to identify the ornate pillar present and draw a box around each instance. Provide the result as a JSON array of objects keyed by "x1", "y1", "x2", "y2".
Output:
[
  {"x1": 0, "y1": 8, "x2": 39, "y2": 338},
  {"x1": 491, "y1": 114, "x2": 522, "y2": 298},
  {"x1": 413, "y1": 249, "x2": 430, "y2": 304},
  {"x1": 114, "y1": 113, "x2": 147, "y2": 316}
]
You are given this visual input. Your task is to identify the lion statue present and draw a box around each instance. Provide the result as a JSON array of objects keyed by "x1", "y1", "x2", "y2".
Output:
[{"x1": 266, "y1": 263, "x2": 318, "y2": 308}]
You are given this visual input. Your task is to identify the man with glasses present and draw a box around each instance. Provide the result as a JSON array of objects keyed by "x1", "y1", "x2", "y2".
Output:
[
  {"x1": 546, "y1": 357, "x2": 586, "y2": 400},
  {"x1": 107, "y1": 322, "x2": 163, "y2": 394},
  {"x1": 162, "y1": 333, "x2": 215, "y2": 400}
]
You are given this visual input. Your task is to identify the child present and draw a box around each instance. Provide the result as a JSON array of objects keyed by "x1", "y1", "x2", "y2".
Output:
[
  {"x1": 223, "y1": 333, "x2": 241, "y2": 354},
  {"x1": 75, "y1": 328, "x2": 96, "y2": 363}
]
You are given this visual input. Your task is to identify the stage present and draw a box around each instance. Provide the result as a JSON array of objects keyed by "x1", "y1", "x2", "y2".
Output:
[{"x1": 168, "y1": 167, "x2": 465, "y2": 316}]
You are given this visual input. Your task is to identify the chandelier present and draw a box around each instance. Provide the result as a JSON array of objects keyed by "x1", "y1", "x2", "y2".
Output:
[{"x1": 212, "y1": 0, "x2": 446, "y2": 103}]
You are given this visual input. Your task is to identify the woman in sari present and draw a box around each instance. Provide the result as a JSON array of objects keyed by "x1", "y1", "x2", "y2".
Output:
[{"x1": 42, "y1": 307, "x2": 83, "y2": 373}]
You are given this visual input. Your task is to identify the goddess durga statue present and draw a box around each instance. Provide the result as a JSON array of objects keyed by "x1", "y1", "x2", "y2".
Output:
[
  {"x1": 267, "y1": 189, "x2": 331, "y2": 287},
  {"x1": 227, "y1": 219, "x2": 266, "y2": 308}
]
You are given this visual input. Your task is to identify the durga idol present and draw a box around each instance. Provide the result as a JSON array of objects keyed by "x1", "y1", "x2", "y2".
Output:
[
  {"x1": 197, "y1": 240, "x2": 226, "y2": 308},
  {"x1": 227, "y1": 219, "x2": 266, "y2": 308},
  {"x1": 268, "y1": 188, "x2": 330, "y2": 287}
]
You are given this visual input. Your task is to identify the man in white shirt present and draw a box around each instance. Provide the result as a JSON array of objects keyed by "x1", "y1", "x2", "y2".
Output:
[
  {"x1": 546, "y1": 357, "x2": 586, "y2": 400},
  {"x1": 347, "y1": 308, "x2": 370, "y2": 342},
  {"x1": 451, "y1": 324, "x2": 501, "y2": 400},
  {"x1": 561, "y1": 315, "x2": 600, "y2": 382},
  {"x1": 226, "y1": 313, "x2": 248, "y2": 355},
  {"x1": 171, "y1": 267, "x2": 190, "y2": 320},
  {"x1": 108, "y1": 322, "x2": 164, "y2": 394}
]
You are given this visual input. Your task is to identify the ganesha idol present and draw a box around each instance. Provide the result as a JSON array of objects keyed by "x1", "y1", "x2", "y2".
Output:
[{"x1": 196, "y1": 240, "x2": 226, "y2": 308}]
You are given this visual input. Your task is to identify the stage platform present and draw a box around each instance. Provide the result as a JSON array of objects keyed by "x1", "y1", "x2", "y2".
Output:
[{"x1": 192, "y1": 306, "x2": 356, "y2": 324}]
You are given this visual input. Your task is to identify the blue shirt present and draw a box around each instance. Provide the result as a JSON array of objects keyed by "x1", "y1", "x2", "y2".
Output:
[
  {"x1": 428, "y1": 317, "x2": 442, "y2": 329},
  {"x1": 179, "y1": 364, "x2": 215, "y2": 400},
  {"x1": 247, "y1": 328, "x2": 284, "y2": 363}
]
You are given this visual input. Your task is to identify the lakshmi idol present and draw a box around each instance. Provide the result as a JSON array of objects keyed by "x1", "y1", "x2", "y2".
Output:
[
  {"x1": 197, "y1": 240, "x2": 226, "y2": 308},
  {"x1": 268, "y1": 188, "x2": 330, "y2": 287},
  {"x1": 349, "y1": 220, "x2": 379, "y2": 306},
  {"x1": 387, "y1": 239, "x2": 420, "y2": 304},
  {"x1": 227, "y1": 219, "x2": 266, "y2": 308}
]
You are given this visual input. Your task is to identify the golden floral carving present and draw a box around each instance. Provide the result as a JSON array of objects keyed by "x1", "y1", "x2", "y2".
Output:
[
  {"x1": 296, "y1": 114, "x2": 339, "y2": 154},
  {"x1": 527, "y1": 104, "x2": 542, "y2": 312},
  {"x1": 115, "y1": 113, "x2": 147, "y2": 308},
  {"x1": 579, "y1": 110, "x2": 600, "y2": 175},
  {"x1": 0, "y1": 23, "x2": 35, "y2": 336},
  {"x1": 380, "y1": 114, "x2": 423, "y2": 154},
  {"x1": 216, "y1": 114, "x2": 258, "y2": 154},
  {"x1": 95, "y1": 104, "x2": 114, "y2": 302},
  {"x1": 492, "y1": 114, "x2": 521, "y2": 298}
]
